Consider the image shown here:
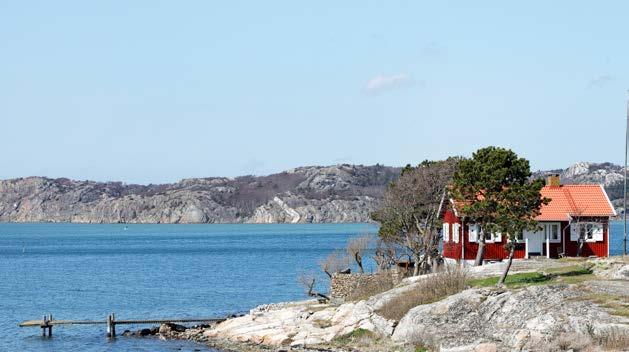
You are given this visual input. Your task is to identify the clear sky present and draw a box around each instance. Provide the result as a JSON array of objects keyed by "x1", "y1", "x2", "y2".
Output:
[{"x1": 1, "y1": 1, "x2": 627, "y2": 184}]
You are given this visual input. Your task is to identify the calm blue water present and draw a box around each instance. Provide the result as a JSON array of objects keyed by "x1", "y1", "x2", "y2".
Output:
[
  {"x1": 0, "y1": 222, "x2": 626, "y2": 352},
  {"x1": 0, "y1": 223, "x2": 378, "y2": 352}
]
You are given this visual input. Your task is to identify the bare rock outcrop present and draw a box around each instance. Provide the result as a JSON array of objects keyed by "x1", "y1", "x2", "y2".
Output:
[
  {"x1": 0, "y1": 164, "x2": 399, "y2": 223},
  {"x1": 202, "y1": 298, "x2": 396, "y2": 347},
  {"x1": 392, "y1": 284, "x2": 628, "y2": 351}
]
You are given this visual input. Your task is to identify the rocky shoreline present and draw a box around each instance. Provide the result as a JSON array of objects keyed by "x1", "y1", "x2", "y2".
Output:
[{"x1": 135, "y1": 258, "x2": 629, "y2": 351}]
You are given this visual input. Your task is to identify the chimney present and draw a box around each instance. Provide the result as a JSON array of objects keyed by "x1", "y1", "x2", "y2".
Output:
[{"x1": 546, "y1": 174, "x2": 561, "y2": 187}]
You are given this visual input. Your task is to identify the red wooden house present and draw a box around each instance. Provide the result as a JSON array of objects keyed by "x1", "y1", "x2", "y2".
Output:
[{"x1": 441, "y1": 175, "x2": 616, "y2": 261}]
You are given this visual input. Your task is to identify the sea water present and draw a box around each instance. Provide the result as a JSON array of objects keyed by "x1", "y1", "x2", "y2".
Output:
[
  {"x1": 0, "y1": 222, "x2": 626, "y2": 351},
  {"x1": 0, "y1": 223, "x2": 377, "y2": 351}
]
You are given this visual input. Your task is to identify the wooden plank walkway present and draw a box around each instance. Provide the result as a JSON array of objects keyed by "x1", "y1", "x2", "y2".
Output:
[{"x1": 19, "y1": 313, "x2": 226, "y2": 338}]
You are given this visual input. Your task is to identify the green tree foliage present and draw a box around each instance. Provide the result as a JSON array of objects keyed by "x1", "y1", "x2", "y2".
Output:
[{"x1": 451, "y1": 146, "x2": 548, "y2": 281}]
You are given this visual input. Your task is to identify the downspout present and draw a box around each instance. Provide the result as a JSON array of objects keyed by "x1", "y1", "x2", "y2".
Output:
[
  {"x1": 607, "y1": 221, "x2": 610, "y2": 257},
  {"x1": 546, "y1": 233, "x2": 550, "y2": 259},
  {"x1": 461, "y1": 219, "x2": 465, "y2": 267},
  {"x1": 562, "y1": 215, "x2": 572, "y2": 257}
]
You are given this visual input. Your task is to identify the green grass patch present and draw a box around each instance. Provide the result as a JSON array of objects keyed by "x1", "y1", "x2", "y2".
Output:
[
  {"x1": 468, "y1": 272, "x2": 550, "y2": 288},
  {"x1": 333, "y1": 328, "x2": 378, "y2": 345},
  {"x1": 542, "y1": 265, "x2": 591, "y2": 276},
  {"x1": 469, "y1": 264, "x2": 595, "y2": 288}
]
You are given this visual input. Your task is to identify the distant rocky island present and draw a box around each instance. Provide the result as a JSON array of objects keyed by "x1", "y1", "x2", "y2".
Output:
[{"x1": 0, "y1": 162, "x2": 624, "y2": 224}]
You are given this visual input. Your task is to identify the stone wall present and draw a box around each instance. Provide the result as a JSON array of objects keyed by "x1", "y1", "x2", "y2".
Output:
[{"x1": 330, "y1": 271, "x2": 407, "y2": 300}]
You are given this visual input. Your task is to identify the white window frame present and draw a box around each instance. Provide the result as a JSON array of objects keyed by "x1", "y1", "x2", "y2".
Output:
[
  {"x1": 452, "y1": 223, "x2": 460, "y2": 243},
  {"x1": 570, "y1": 222, "x2": 604, "y2": 242},
  {"x1": 468, "y1": 224, "x2": 479, "y2": 242},
  {"x1": 542, "y1": 222, "x2": 561, "y2": 243},
  {"x1": 480, "y1": 226, "x2": 500, "y2": 243},
  {"x1": 442, "y1": 223, "x2": 450, "y2": 242},
  {"x1": 483, "y1": 228, "x2": 493, "y2": 243}
]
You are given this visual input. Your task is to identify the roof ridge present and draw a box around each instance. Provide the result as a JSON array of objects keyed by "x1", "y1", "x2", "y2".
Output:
[{"x1": 562, "y1": 184, "x2": 600, "y2": 187}]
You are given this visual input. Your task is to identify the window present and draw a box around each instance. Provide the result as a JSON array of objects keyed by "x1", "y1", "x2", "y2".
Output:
[
  {"x1": 578, "y1": 223, "x2": 596, "y2": 241},
  {"x1": 468, "y1": 224, "x2": 479, "y2": 242},
  {"x1": 481, "y1": 226, "x2": 501, "y2": 243},
  {"x1": 515, "y1": 231, "x2": 524, "y2": 242},
  {"x1": 484, "y1": 230, "x2": 492, "y2": 242},
  {"x1": 542, "y1": 223, "x2": 561, "y2": 243},
  {"x1": 452, "y1": 223, "x2": 460, "y2": 243},
  {"x1": 550, "y1": 224, "x2": 559, "y2": 241},
  {"x1": 570, "y1": 222, "x2": 604, "y2": 242},
  {"x1": 442, "y1": 223, "x2": 450, "y2": 242}
]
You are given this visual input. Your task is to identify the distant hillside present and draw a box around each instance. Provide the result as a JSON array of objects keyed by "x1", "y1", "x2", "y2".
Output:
[
  {"x1": 0, "y1": 162, "x2": 625, "y2": 224},
  {"x1": 0, "y1": 165, "x2": 401, "y2": 223}
]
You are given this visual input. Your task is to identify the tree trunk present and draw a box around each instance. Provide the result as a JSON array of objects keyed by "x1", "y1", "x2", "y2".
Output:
[
  {"x1": 576, "y1": 237, "x2": 585, "y2": 257},
  {"x1": 412, "y1": 252, "x2": 421, "y2": 276},
  {"x1": 498, "y1": 244, "x2": 515, "y2": 286},
  {"x1": 474, "y1": 237, "x2": 486, "y2": 266},
  {"x1": 355, "y1": 253, "x2": 364, "y2": 273}
]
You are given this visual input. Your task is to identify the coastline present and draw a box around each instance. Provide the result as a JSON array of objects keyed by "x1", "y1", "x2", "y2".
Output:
[{"x1": 152, "y1": 257, "x2": 629, "y2": 352}]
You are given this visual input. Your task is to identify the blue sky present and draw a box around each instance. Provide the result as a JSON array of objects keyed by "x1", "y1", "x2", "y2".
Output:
[{"x1": 1, "y1": 1, "x2": 627, "y2": 184}]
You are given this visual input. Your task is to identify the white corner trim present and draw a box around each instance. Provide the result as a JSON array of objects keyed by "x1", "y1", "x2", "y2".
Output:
[
  {"x1": 449, "y1": 198, "x2": 459, "y2": 217},
  {"x1": 600, "y1": 184, "x2": 617, "y2": 216}
]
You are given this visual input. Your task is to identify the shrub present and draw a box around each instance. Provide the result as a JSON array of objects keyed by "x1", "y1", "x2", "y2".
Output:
[{"x1": 377, "y1": 266, "x2": 468, "y2": 321}]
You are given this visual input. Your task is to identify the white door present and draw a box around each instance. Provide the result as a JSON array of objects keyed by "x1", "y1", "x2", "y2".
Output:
[{"x1": 524, "y1": 230, "x2": 543, "y2": 255}]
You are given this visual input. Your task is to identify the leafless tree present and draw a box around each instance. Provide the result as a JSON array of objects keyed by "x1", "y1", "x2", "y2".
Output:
[
  {"x1": 569, "y1": 206, "x2": 606, "y2": 257},
  {"x1": 298, "y1": 272, "x2": 329, "y2": 302},
  {"x1": 373, "y1": 238, "x2": 398, "y2": 272},
  {"x1": 371, "y1": 159, "x2": 459, "y2": 276},
  {"x1": 346, "y1": 235, "x2": 372, "y2": 273},
  {"x1": 318, "y1": 250, "x2": 350, "y2": 278}
]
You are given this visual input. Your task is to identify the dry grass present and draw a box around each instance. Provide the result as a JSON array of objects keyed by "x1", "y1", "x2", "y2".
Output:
[
  {"x1": 594, "y1": 326, "x2": 629, "y2": 350},
  {"x1": 406, "y1": 329, "x2": 439, "y2": 352},
  {"x1": 574, "y1": 292, "x2": 629, "y2": 318},
  {"x1": 547, "y1": 332, "x2": 593, "y2": 351},
  {"x1": 544, "y1": 327, "x2": 629, "y2": 351},
  {"x1": 376, "y1": 266, "x2": 468, "y2": 321},
  {"x1": 346, "y1": 273, "x2": 396, "y2": 301}
]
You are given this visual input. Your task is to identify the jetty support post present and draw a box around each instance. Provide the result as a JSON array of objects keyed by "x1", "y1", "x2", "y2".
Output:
[
  {"x1": 106, "y1": 313, "x2": 116, "y2": 338},
  {"x1": 48, "y1": 314, "x2": 53, "y2": 337},
  {"x1": 41, "y1": 315, "x2": 47, "y2": 337}
]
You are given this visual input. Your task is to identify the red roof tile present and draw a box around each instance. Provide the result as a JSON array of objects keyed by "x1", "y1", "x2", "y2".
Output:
[
  {"x1": 537, "y1": 184, "x2": 616, "y2": 221},
  {"x1": 449, "y1": 184, "x2": 616, "y2": 221}
]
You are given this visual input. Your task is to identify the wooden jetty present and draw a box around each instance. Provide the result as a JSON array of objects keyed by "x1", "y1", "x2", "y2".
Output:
[{"x1": 19, "y1": 313, "x2": 225, "y2": 337}]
